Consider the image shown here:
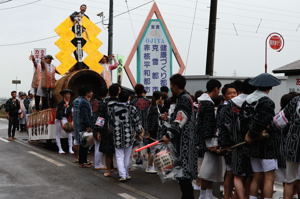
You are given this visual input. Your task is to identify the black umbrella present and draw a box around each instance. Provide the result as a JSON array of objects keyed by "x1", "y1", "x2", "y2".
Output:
[{"x1": 249, "y1": 73, "x2": 281, "y2": 87}]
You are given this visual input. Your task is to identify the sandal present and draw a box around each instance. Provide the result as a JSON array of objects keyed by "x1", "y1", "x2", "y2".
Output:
[
  {"x1": 94, "y1": 167, "x2": 107, "y2": 171},
  {"x1": 87, "y1": 160, "x2": 93, "y2": 165},
  {"x1": 104, "y1": 171, "x2": 112, "y2": 177},
  {"x1": 79, "y1": 164, "x2": 92, "y2": 168}
]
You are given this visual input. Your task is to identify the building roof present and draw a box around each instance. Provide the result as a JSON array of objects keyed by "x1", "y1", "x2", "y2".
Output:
[
  {"x1": 184, "y1": 75, "x2": 286, "y2": 80},
  {"x1": 273, "y1": 60, "x2": 300, "y2": 75}
]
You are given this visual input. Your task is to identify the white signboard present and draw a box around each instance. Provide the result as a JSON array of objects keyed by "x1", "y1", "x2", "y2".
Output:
[
  {"x1": 286, "y1": 76, "x2": 300, "y2": 93},
  {"x1": 27, "y1": 109, "x2": 68, "y2": 141},
  {"x1": 33, "y1": 48, "x2": 46, "y2": 62},
  {"x1": 137, "y1": 19, "x2": 172, "y2": 95}
]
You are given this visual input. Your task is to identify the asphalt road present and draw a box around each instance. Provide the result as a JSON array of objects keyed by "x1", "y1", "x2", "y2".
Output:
[
  {"x1": 0, "y1": 119, "x2": 182, "y2": 199},
  {"x1": 0, "y1": 119, "x2": 291, "y2": 199}
]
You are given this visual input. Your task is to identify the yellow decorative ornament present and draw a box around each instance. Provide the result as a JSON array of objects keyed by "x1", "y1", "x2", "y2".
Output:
[
  {"x1": 82, "y1": 16, "x2": 104, "y2": 74},
  {"x1": 54, "y1": 16, "x2": 104, "y2": 75}
]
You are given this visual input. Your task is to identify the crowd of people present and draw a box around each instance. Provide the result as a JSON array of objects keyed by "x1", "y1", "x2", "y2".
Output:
[
  {"x1": 52, "y1": 73, "x2": 300, "y2": 199},
  {"x1": 3, "y1": 3, "x2": 300, "y2": 199},
  {"x1": 4, "y1": 90, "x2": 34, "y2": 140},
  {"x1": 4, "y1": 72, "x2": 300, "y2": 199}
]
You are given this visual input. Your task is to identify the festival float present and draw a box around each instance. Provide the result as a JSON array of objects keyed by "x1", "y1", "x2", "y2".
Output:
[{"x1": 27, "y1": 12, "x2": 107, "y2": 141}]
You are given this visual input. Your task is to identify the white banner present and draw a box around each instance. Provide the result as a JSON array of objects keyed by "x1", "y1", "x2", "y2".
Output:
[
  {"x1": 137, "y1": 19, "x2": 172, "y2": 95},
  {"x1": 33, "y1": 48, "x2": 46, "y2": 62}
]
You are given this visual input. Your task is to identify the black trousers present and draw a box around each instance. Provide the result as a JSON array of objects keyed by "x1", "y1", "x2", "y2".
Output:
[
  {"x1": 35, "y1": 89, "x2": 54, "y2": 111},
  {"x1": 8, "y1": 117, "x2": 18, "y2": 138},
  {"x1": 178, "y1": 179, "x2": 194, "y2": 199},
  {"x1": 79, "y1": 145, "x2": 88, "y2": 164},
  {"x1": 35, "y1": 96, "x2": 48, "y2": 110}
]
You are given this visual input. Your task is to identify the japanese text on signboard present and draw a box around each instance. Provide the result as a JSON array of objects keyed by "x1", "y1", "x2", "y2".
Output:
[
  {"x1": 33, "y1": 48, "x2": 47, "y2": 63},
  {"x1": 137, "y1": 19, "x2": 172, "y2": 95}
]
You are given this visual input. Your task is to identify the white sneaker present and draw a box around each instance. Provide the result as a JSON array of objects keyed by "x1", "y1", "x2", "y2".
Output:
[
  {"x1": 99, "y1": 164, "x2": 105, "y2": 168},
  {"x1": 145, "y1": 166, "x2": 157, "y2": 174},
  {"x1": 119, "y1": 177, "x2": 127, "y2": 182},
  {"x1": 58, "y1": 150, "x2": 65, "y2": 154},
  {"x1": 69, "y1": 149, "x2": 74, "y2": 154}
]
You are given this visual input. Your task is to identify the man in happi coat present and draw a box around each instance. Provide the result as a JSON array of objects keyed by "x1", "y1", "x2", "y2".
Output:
[
  {"x1": 102, "y1": 83, "x2": 122, "y2": 177},
  {"x1": 218, "y1": 79, "x2": 255, "y2": 199},
  {"x1": 197, "y1": 79, "x2": 224, "y2": 199},
  {"x1": 162, "y1": 74, "x2": 197, "y2": 199},
  {"x1": 274, "y1": 93, "x2": 300, "y2": 198},
  {"x1": 131, "y1": 84, "x2": 151, "y2": 134},
  {"x1": 242, "y1": 73, "x2": 280, "y2": 199},
  {"x1": 109, "y1": 91, "x2": 142, "y2": 182}
]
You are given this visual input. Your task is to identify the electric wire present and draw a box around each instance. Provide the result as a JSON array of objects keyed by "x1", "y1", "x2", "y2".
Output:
[
  {"x1": 0, "y1": 0, "x2": 41, "y2": 11},
  {"x1": 0, "y1": 0, "x2": 12, "y2": 4},
  {"x1": 184, "y1": 0, "x2": 199, "y2": 74},
  {"x1": 124, "y1": 0, "x2": 137, "y2": 39},
  {"x1": 0, "y1": 0, "x2": 154, "y2": 47}
]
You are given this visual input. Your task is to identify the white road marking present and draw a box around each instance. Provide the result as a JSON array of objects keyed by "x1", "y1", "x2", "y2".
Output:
[
  {"x1": 118, "y1": 193, "x2": 137, "y2": 199},
  {"x1": 0, "y1": 137, "x2": 9, "y2": 143},
  {"x1": 118, "y1": 183, "x2": 159, "y2": 199},
  {"x1": 15, "y1": 139, "x2": 158, "y2": 199},
  {"x1": 28, "y1": 151, "x2": 65, "y2": 167}
]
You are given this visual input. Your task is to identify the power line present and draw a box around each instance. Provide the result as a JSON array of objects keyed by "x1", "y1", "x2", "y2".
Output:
[
  {"x1": 185, "y1": 0, "x2": 199, "y2": 74},
  {"x1": 0, "y1": 0, "x2": 12, "y2": 4},
  {"x1": 218, "y1": 11, "x2": 300, "y2": 26},
  {"x1": 0, "y1": 35, "x2": 57, "y2": 46},
  {"x1": 4, "y1": 0, "x2": 300, "y2": 47},
  {"x1": 220, "y1": 0, "x2": 300, "y2": 17},
  {"x1": 44, "y1": 0, "x2": 124, "y2": 13},
  {"x1": 219, "y1": 2, "x2": 300, "y2": 20},
  {"x1": 0, "y1": 0, "x2": 154, "y2": 47},
  {"x1": 124, "y1": 0, "x2": 136, "y2": 39},
  {"x1": 96, "y1": 0, "x2": 154, "y2": 23},
  {"x1": 0, "y1": 0, "x2": 41, "y2": 11}
]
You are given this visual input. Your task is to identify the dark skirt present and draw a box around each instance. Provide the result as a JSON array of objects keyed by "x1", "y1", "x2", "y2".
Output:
[{"x1": 100, "y1": 131, "x2": 115, "y2": 156}]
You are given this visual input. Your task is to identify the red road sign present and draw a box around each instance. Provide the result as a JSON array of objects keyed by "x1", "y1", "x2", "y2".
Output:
[{"x1": 269, "y1": 35, "x2": 283, "y2": 50}]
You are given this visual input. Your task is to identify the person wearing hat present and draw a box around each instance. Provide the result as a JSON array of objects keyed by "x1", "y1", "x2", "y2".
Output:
[
  {"x1": 241, "y1": 73, "x2": 281, "y2": 199},
  {"x1": 36, "y1": 55, "x2": 57, "y2": 110},
  {"x1": 55, "y1": 89, "x2": 74, "y2": 154}
]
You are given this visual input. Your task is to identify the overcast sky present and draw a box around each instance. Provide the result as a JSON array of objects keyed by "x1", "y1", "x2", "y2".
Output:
[{"x1": 0, "y1": 0, "x2": 300, "y2": 97}]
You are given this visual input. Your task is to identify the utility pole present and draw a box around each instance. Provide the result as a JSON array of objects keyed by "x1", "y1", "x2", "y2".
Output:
[
  {"x1": 205, "y1": 0, "x2": 218, "y2": 76},
  {"x1": 108, "y1": 0, "x2": 113, "y2": 56}
]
